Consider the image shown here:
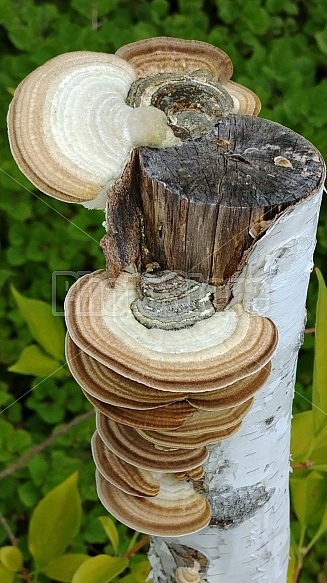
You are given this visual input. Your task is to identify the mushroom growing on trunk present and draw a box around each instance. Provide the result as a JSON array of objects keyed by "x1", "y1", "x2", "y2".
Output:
[{"x1": 7, "y1": 36, "x2": 325, "y2": 583}]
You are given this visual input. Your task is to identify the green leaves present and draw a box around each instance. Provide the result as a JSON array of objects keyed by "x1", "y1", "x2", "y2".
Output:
[
  {"x1": 0, "y1": 547, "x2": 24, "y2": 583},
  {"x1": 72, "y1": 555, "x2": 128, "y2": 583},
  {"x1": 10, "y1": 284, "x2": 65, "y2": 361},
  {"x1": 72, "y1": 0, "x2": 119, "y2": 18},
  {"x1": 290, "y1": 269, "x2": 327, "y2": 574},
  {"x1": 8, "y1": 344, "x2": 65, "y2": 377},
  {"x1": 312, "y1": 268, "x2": 327, "y2": 435},
  {"x1": 291, "y1": 471, "x2": 326, "y2": 528},
  {"x1": 290, "y1": 409, "x2": 314, "y2": 462},
  {"x1": 130, "y1": 560, "x2": 151, "y2": 583},
  {"x1": 290, "y1": 470, "x2": 327, "y2": 554},
  {"x1": 8, "y1": 284, "x2": 66, "y2": 377},
  {"x1": 98, "y1": 517, "x2": 119, "y2": 555},
  {"x1": 0, "y1": 546, "x2": 23, "y2": 572},
  {"x1": 0, "y1": 474, "x2": 148, "y2": 582},
  {"x1": 0, "y1": 565, "x2": 14, "y2": 583},
  {"x1": 44, "y1": 554, "x2": 89, "y2": 582},
  {"x1": 28, "y1": 472, "x2": 82, "y2": 569},
  {"x1": 291, "y1": 270, "x2": 327, "y2": 463}
]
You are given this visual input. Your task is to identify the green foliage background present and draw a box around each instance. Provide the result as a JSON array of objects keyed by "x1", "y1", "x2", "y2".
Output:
[{"x1": 0, "y1": 0, "x2": 327, "y2": 582}]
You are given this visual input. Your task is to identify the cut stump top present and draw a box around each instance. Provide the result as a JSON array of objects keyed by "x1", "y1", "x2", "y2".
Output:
[{"x1": 139, "y1": 114, "x2": 325, "y2": 284}]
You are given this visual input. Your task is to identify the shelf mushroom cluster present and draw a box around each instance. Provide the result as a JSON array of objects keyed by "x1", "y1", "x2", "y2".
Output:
[
  {"x1": 65, "y1": 268, "x2": 278, "y2": 536},
  {"x1": 7, "y1": 37, "x2": 261, "y2": 210},
  {"x1": 7, "y1": 37, "x2": 276, "y2": 536}
]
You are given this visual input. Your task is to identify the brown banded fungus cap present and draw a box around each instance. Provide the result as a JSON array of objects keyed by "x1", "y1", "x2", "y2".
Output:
[
  {"x1": 66, "y1": 334, "x2": 184, "y2": 409},
  {"x1": 187, "y1": 363, "x2": 271, "y2": 410},
  {"x1": 116, "y1": 37, "x2": 261, "y2": 115},
  {"x1": 133, "y1": 400, "x2": 252, "y2": 449},
  {"x1": 7, "y1": 51, "x2": 177, "y2": 209},
  {"x1": 175, "y1": 467, "x2": 205, "y2": 481},
  {"x1": 96, "y1": 470, "x2": 211, "y2": 536},
  {"x1": 116, "y1": 37, "x2": 233, "y2": 81},
  {"x1": 153, "y1": 400, "x2": 254, "y2": 436},
  {"x1": 96, "y1": 412, "x2": 208, "y2": 472},
  {"x1": 66, "y1": 333, "x2": 271, "y2": 411},
  {"x1": 64, "y1": 270, "x2": 278, "y2": 393},
  {"x1": 81, "y1": 390, "x2": 195, "y2": 430},
  {"x1": 91, "y1": 431, "x2": 160, "y2": 496},
  {"x1": 137, "y1": 423, "x2": 242, "y2": 450}
]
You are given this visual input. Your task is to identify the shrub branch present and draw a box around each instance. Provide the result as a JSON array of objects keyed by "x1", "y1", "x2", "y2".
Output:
[{"x1": 0, "y1": 410, "x2": 94, "y2": 481}]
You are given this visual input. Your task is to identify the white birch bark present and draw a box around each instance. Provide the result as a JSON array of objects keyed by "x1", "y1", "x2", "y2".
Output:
[{"x1": 148, "y1": 185, "x2": 324, "y2": 583}]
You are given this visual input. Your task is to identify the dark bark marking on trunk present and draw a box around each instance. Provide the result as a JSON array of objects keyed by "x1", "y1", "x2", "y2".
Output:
[
  {"x1": 167, "y1": 543, "x2": 209, "y2": 575},
  {"x1": 208, "y1": 483, "x2": 274, "y2": 528}
]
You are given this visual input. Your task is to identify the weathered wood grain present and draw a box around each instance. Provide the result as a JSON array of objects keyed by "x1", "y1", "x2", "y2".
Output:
[
  {"x1": 101, "y1": 114, "x2": 324, "y2": 308},
  {"x1": 138, "y1": 115, "x2": 324, "y2": 293},
  {"x1": 100, "y1": 151, "x2": 142, "y2": 281}
]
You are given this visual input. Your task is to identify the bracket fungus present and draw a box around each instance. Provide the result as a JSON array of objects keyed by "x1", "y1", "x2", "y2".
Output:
[
  {"x1": 7, "y1": 51, "x2": 177, "y2": 208},
  {"x1": 175, "y1": 561, "x2": 205, "y2": 583},
  {"x1": 96, "y1": 412, "x2": 209, "y2": 473},
  {"x1": 7, "y1": 37, "x2": 279, "y2": 537},
  {"x1": 64, "y1": 270, "x2": 277, "y2": 393},
  {"x1": 64, "y1": 267, "x2": 277, "y2": 534},
  {"x1": 117, "y1": 37, "x2": 261, "y2": 116},
  {"x1": 7, "y1": 38, "x2": 260, "y2": 209},
  {"x1": 96, "y1": 470, "x2": 211, "y2": 537},
  {"x1": 91, "y1": 431, "x2": 160, "y2": 497}
]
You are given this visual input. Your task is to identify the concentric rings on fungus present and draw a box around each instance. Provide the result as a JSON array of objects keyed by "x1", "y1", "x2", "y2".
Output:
[
  {"x1": 64, "y1": 270, "x2": 278, "y2": 393},
  {"x1": 116, "y1": 37, "x2": 261, "y2": 115},
  {"x1": 66, "y1": 334, "x2": 184, "y2": 409},
  {"x1": 91, "y1": 431, "x2": 160, "y2": 496},
  {"x1": 96, "y1": 470, "x2": 211, "y2": 537},
  {"x1": 96, "y1": 412, "x2": 208, "y2": 472},
  {"x1": 64, "y1": 268, "x2": 277, "y2": 535},
  {"x1": 7, "y1": 51, "x2": 176, "y2": 208}
]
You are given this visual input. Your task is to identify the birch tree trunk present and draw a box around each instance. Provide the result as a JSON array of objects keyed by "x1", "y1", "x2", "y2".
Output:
[
  {"x1": 142, "y1": 135, "x2": 325, "y2": 581},
  {"x1": 148, "y1": 186, "x2": 324, "y2": 583},
  {"x1": 101, "y1": 115, "x2": 325, "y2": 583}
]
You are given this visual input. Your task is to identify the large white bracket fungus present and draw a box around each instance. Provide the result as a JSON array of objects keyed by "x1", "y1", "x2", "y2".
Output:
[
  {"x1": 7, "y1": 38, "x2": 260, "y2": 209},
  {"x1": 7, "y1": 51, "x2": 176, "y2": 208}
]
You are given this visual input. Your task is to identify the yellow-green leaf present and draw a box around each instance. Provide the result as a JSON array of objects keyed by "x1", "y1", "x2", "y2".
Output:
[
  {"x1": 28, "y1": 472, "x2": 82, "y2": 569},
  {"x1": 290, "y1": 471, "x2": 326, "y2": 528},
  {"x1": 44, "y1": 553, "x2": 89, "y2": 582},
  {"x1": 312, "y1": 268, "x2": 327, "y2": 435},
  {"x1": 119, "y1": 576, "x2": 139, "y2": 583},
  {"x1": 11, "y1": 285, "x2": 65, "y2": 361},
  {"x1": 72, "y1": 555, "x2": 128, "y2": 583},
  {"x1": 0, "y1": 546, "x2": 23, "y2": 572},
  {"x1": 8, "y1": 344, "x2": 65, "y2": 378},
  {"x1": 307, "y1": 492, "x2": 327, "y2": 551},
  {"x1": 287, "y1": 545, "x2": 296, "y2": 583},
  {"x1": 291, "y1": 410, "x2": 314, "y2": 462},
  {"x1": 0, "y1": 564, "x2": 14, "y2": 583},
  {"x1": 98, "y1": 517, "x2": 119, "y2": 555},
  {"x1": 131, "y1": 561, "x2": 151, "y2": 583}
]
